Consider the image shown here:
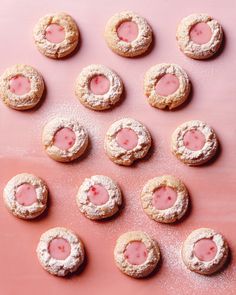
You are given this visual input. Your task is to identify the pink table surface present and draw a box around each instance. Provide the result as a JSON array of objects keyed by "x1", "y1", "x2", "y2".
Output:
[{"x1": 0, "y1": 0, "x2": 236, "y2": 294}]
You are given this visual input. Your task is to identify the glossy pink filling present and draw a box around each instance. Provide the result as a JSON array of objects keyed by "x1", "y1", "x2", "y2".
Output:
[
  {"x1": 183, "y1": 129, "x2": 205, "y2": 151},
  {"x1": 124, "y1": 241, "x2": 147, "y2": 265},
  {"x1": 10, "y1": 75, "x2": 31, "y2": 95},
  {"x1": 45, "y1": 24, "x2": 65, "y2": 43},
  {"x1": 117, "y1": 21, "x2": 139, "y2": 42},
  {"x1": 53, "y1": 127, "x2": 76, "y2": 150},
  {"x1": 89, "y1": 75, "x2": 110, "y2": 95},
  {"x1": 155, "y1": 74, "x2": 180, "y2": 96},
  {"x1": 194, "y1": 238, "x2": 217, "y2": 262},
  {"x1": 87, "y1": 184, "x2": 109, "y2": 205},
  {"x1": 189, "y1": 22, "x2": 212, "y2": 45},
  {"x1": 15, "y1": 183, "x2": 37, "y2": 206},
  {"x1": 48, "y1": 238, "x2": 71, "y2": 260},
  {"x1": 116, "y1": 128, "x2": 138, "y2": 150},
  {"x1": 152, "y1": 186, "x2": 177, "y2": 210}
]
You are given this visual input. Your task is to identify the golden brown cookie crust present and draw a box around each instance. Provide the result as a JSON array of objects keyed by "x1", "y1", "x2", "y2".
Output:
[
  {"x1": 33, "y1": 12, "x2": 79, "y2": 59},
  {"x1": 104, "y1": 11, "x2": 152, "y2": 57}
]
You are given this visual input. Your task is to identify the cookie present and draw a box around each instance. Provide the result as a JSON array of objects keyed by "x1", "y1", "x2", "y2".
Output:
[
  {"x1": 33, "y1": 12, "x2": 79, "y2": 59},
  {"x1": 171, "y1": 120, "x2": 218, "y2": 166},
  {"x1": 0, "y1": 64, "x2": 44, "y2": 110},
  {"x1": 76, "y1": 175, "x2": 122, "y2": 220},
  {"x1": 141, "y1": 175, "x2": 189, "y2": 223},
  {"x1": 3, "y1": 173, "x2": 48, "y2": 219},
  {"x1": 144, "y1": 63, "x2": 191, "y2": 110},
  {"x1": 104, "y1": 118, "x2": 152, "y2": 166},
  {"x1": 182, "y1": 228, "x2": 229, "y2": 275},
  {"x1": 75, "y1": 64, "x2": 123, "y2": 111},
  {"x1": 42, "y1": 117, "x2": 89, "y2": 162},
  {"x1": 114, "y1": 231, "x2": 161, "y2": 278},
  {"x1": 36, "y1": 227, "x2": 85, "y2": 276},
  {"x1": 104, "y1": 11, "x2": 153, "y2": 57},
  {"x1": 176, "y1": 13, "x2": 223, "y2": 59}
]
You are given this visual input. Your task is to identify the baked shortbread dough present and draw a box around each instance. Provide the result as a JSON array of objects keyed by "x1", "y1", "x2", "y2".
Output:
[
  {"x1": 33, "y1": 12, "x2": 79, "y2": 59},
  {"x1": 105, "y1": 11, "x2": 152, "y2": 57},
  {"x1": 114, "y1": 231, "x2": 161, "y2": 278},
  {"x1": 75, "y1": 64, "x2": 123, "y2": 111},
  {"x1": 141, "y1": 175, "x2": 189, "y2": 223},
  {"x1": 176, "y1": 13, "x2": 223, "y2": 59},
  {"x1": 104, "y1": 118, "x2": 152, "y2": 166},
  {"x1": 171, "y1": 120, "x2": 218, "y2": 166},
  {"x1": 144, "y1": 63, "x2": 190, "y2": 110},
  {"x1": 182, "y1": 228, "x2": 229, "y2": 275}
]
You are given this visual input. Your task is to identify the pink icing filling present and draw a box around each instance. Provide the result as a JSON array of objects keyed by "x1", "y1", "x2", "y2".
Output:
[
  {"x1": 183, "y1": 129, "x2": 205, "y2": 151},
  {"x1": 89, "y1": 75, "x2": 110, "y2": 95},
  {"x1": 189, "y1": 22, "x2": 212, "y2": 45},
  {"x1": 48, "y1": 238, "x2": 71, "y2": 260},
  {"x1": 53, "y1": 127, "x2": 76, "y2": 150},
  {"x1": 124, "y1": 241, "x2": 147, "y2": 265},
  {"x1": 117, "y1": 21, "x2": 139, "y2": 42},
  {"x1": 152, "y1": 186, "x2": 177, "y2": 210},
  {"x1": 10, "y1": 75, "x2": 31, "y2": 95},
  {"x1": 45, "y1": 24, "x2": 65, "y2": 43},
  {"x1": 116, "y1": 128, "x2": 138, "y2": 150},
  {"x1": 87, "y1": 184, "x2": 109, "y2": 205},
  {"x1": 194, "y1": 238, "x2": 217, "y2": 262},
  {"x1": 155, "y1": 74, "x2": 180, "y2": 96},
  {"x1": 15, "y1": 183, "x2": 37, "y2": 206}
]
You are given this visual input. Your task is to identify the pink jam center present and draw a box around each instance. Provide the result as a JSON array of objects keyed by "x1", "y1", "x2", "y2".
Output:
[
  {"x1": 194, "y1": 238, "x2": 217, "y2": 262},
  {"x1": 10, "y1": 75, "x2": 31, "y2": 95},
  {"x1": 48, "y1": 238, "x2": 71, "y2": 260},
  {"x1": 15, "y1": 183, "x2": 37, "y2": 206},
  {"x1": 116, "y1": 128, "x2": 138, "y2": 150},
  {"x1": 124, "y1": 241, "x2": 147, "y2": 265},
  {"x1": 87, "y1": 184, "x2": 109, "y2": 205},
  {"x1": 45, "y1": 24, "x2": 65, "y2": 43},
  {"x1": 152, "y1": 186, "x2": 177, "y2": 210},
  {"x1": 53, "y1": 127, "x2": 76, "y2": 150},
  {"x1": 155, "y1": 74, "x2": 180, "y2": 96},
  {"x1": 183, "y1": 129, "x2": 205, "y2": 151},
  {"x1": 117, "y1": 21, "x2": 139, "y2": 42},
  {"x1": 189, "y1": 22, "x2": 212, "y2": 45},
  {"x1": 89, "y1": 75, "x2": 110, "y2": 95}
]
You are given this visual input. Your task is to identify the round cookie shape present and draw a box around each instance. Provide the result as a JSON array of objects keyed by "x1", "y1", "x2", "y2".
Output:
[
  {"x1": 76, "y1": 175, "x2": 122, "y2": 220},
  {"x1": 42, "y1": 117, "x2": 88, "y2": 162},
  {"x1": 141, "y1": 175, "x2": 189, "y2": 223},
  {"x1": 3, "y1": 173, "x2": 48, "y2": 219},
  {"x1": 176, "y1": 13, "x2": 223, "y2": 59},
  {"x1": 33, "y1": 12, "x2": 79, "y2": 59},
  {"x1": 104, "y1": 118, "x2": 152, "y2": 166},
  {"x1": 144, "y1": 63, "x2": 191, "y2": 110},
  {"x1": 104, "y1": 11, "x2": 153, "y2": 57},
  {"x1": 0, "y1": 64, "x2": 44, "y2": 110},
  {"x1": 75, "y1": 64, "x2": 123, "y2": 111},
  {"x1": 182, "y1": 228, "x2": 229, "y2": 275},
  {"x1": 36, "y1": 227, "x2": 85, "y2": 276},
  {"x1": 171, "y1": 120, "x2": 218, "y2": 166},
  {"x1": 114, "y1": 231, "x2": 161, "y2": 278}
]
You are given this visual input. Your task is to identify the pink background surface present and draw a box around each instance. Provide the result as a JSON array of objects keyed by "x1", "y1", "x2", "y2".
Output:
[{"x1": 0, "y1": 0, "x2": 235, "y2": 294}]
